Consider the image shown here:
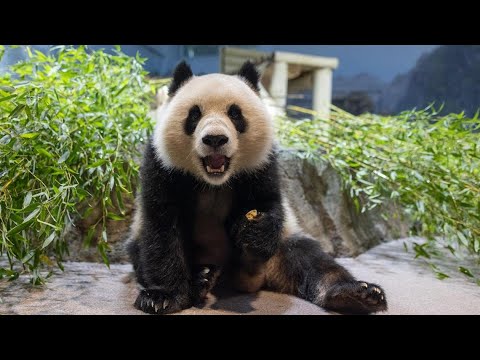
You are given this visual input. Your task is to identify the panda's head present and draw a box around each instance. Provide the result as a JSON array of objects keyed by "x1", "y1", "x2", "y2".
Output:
[{"x1": 153, "y1": 61, "x2": 274, "y2": 186}]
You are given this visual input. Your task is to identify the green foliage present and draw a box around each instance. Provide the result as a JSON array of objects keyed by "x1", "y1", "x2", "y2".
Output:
[
  {"x1": 1, "y1": 45, "x2": 478, "y2": 287},
  {"x1": 278, "y1": 105, "x2": 480, "y2": 282},
  {"x1": 0, "y1": 46, "x2": 156, "y2": 284}
]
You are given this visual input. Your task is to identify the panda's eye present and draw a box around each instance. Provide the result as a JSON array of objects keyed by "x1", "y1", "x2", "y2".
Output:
[
  {"x1": 227, "y1": 104, "x2": 247, "y2": 133},
  {"x1": 184, "y1": 105, "x2": 202, "y2": 135}
]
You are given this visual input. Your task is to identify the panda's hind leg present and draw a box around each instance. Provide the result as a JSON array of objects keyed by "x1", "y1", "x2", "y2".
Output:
[{"x1": 264, "y1": 234, "x2": 388, "y2": 314}]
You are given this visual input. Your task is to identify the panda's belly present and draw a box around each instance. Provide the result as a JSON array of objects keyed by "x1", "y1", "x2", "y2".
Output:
[{"x1": 192, "y1": 187, "x2": 233, "y2": 266}]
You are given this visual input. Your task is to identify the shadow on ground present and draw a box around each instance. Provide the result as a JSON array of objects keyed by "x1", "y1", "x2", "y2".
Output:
[{"x1": 1, "y1": 238, "x2": 479, "y2": 315}]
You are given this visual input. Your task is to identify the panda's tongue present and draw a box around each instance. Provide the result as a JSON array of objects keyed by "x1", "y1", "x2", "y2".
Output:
[{"x1": 207, "y1": 154, "x2": 226, "y2": 169}]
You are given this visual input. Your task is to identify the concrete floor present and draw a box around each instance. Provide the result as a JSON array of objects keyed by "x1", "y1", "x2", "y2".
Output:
[{"x1": 1, "y1": 238, "x2": 479, "y2": 315}]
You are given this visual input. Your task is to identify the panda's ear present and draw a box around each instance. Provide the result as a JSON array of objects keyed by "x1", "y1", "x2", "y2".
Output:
[
  {"x1": 168, "y1": 61, "x2": 194, "y2": 96},
  {"x1": 237, "y1": 61, "x2": 260, "y2": 92}
]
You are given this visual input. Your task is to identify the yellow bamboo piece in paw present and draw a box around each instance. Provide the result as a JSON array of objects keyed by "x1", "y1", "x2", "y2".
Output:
[{"x1": 245, "y1": 209, "x2": 258, "y2": 221}]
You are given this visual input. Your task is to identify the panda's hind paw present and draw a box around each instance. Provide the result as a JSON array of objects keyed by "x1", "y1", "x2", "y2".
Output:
[{"x1": 323, "y1": 281, "x2": 388, "y2": 314}]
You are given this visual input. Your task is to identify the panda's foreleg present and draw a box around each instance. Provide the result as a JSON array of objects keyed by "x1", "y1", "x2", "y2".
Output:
[
  {"x1": 131, "y1": 214, "x2": 193, "y2": 315},
  {"x1": 232, "y1": 203, "x2": 283, "y2": 261},
  {"x1": 228, "y1": 155, "x2": 287, "y2": 291},
  {"x1": 229, "y1": 200, "x2": 284, "y2": 292},
  {"x1": 263, "y1": 234, "x2": 388, "y2": 314}
]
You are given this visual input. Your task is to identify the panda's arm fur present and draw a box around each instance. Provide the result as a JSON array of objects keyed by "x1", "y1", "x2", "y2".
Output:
[
  {"x1": 229, "y1": 152, "x2": 284, "y2": 260},
  {"x1": 132, "y1": 141, "x2": 192, "y2": 308}
]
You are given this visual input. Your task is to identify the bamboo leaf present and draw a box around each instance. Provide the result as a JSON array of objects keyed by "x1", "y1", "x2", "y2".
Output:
[
  {"x1": 0, "y1": 85, "x2": 15, "y2": 93},
  {"x1": 35, "y1": 147, "x2": 54, "y2": 159},
  {"x1": 436, "y1": 272, "x2": 450, "y2": 280},
  {"x1": 7, "y1": 208, "x2": 40, "y2": 236},
  {"x1": 58, "y1": 150, "x2": 70, "y2": 164},
  {"x1": 9, "y1": 104, "x2": 25, "y2": 119},
  {"x1": 458, "y1": 267, "x2": 474, "y2": 278},
  {"x1": 20, "y1": 132, "x2": 40, "y2": 139},
  {"x1": 87, "y1": 159, "x2": 106, "y2": 169},
  {"x1": 0, "y1": 94, "x2": 16, "y2": 103},
  {"x1": 107, "y1": 212, "x2": 124, "y2": 221},
  {"x1": 23, "y1": 191, "x2": 33, "y2": 208},
  {"x1": 41, "y1": 232, "x2": 56, "y2": 249}
]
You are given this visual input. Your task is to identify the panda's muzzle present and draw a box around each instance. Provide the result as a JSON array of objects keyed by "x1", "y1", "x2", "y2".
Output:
[
  {"x1": 201, "y1": 154, "x2": 231, "y2": 175},
  {"x1": 202, "y1": 134, "x2": 228, "y2": 148}
]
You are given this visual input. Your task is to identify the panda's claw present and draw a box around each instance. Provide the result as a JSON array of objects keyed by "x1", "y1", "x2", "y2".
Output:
[
  {"x1": 191, "y1": 264, "x2": 220, "y2": 305},
  {"x1": 134, "y1": 289, "x2": 189, "y2": 315},
  {"x1": 163, "y1": 299, "x2": 169, "y2": 309}
]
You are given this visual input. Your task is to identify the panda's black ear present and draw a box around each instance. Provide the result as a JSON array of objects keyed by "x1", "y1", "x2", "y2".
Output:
[
  {"x1": 237, "y1": 61, "x2": 260, "y2": 92},
  {"x1": 168, "y1": 61, "x2": 194, "y2": 96}
]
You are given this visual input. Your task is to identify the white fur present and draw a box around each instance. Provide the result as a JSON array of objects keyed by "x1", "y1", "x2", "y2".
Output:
[
  {"x1": 281, "y1": 197, "x2": 302, "y2": 238},
  {"x1": 195, "y1": 116, "x2": 238, "y2": 160},
  {"x1": 130, "y1": 196, "x2": 143, "y2": 239},
  {"x1": 152, "y1": 74, "x2": 274, "y2": 186}
]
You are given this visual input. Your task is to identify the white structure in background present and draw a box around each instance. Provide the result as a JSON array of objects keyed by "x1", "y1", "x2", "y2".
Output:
[{"x1": 220, "y1": 47, "x2": 339, "y2": 118}]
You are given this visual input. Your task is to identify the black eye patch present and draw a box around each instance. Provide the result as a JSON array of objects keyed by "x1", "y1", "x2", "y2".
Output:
[
  {"x1": 227, "y1": 104, "x2": 247, "y2": 133},
  {"x1": 184, "y1": 105, "x2": 202, "y2": 135}
]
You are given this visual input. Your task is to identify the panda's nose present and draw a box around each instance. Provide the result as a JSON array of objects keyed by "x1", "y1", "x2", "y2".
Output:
[{"x1": 202, "y1": 135, "x2": 229, "y2": 148}]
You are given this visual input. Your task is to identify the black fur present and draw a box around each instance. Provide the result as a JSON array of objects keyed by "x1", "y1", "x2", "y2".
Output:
[
  {"x1": 184, "y1": 105, "x2": 202, "y2": 135},
  {"x1": 268, "y1": 235, "x2": 387, "y2": 314},
  {"x1": 129, "y1": 140, "x2": 388, "y2": 315},
  {"x1": 128, "y1": 141, "x2": 197, "y2": 314},
  {"x1": 227, "y1": 104, "x2": 247, "y2": 133},
  {"x1": 129, "y1": 62, "x2": 388, "y2": 314},
  {"x1": 323, "y1": 280, "x2": 387, "y2": 314},
  {"x1": 168, "y1": 61, "x2": 193, "y2": 96},
  {"x1": 228, "y1": 153, "x2": 284, "y2": 261},
  {"x1": 237, "y1": 61, "x2": 260, "y2": 92},
  {"x1": 191, "y1": 264, "x2": 220, "y2": 305},
  {"x1": 128, "y1": 141, "x2": 284, "y2": 313}
]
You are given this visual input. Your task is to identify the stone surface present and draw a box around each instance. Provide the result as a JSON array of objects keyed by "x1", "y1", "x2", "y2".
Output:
[
  {"x1": 62, "y1": 190, "x2": 137, "y2": 264},
  {"x1": 63, "y1": 149, "x2": 409, "y2": 263},
  {"x1": 63, "y1": 90, "x2": 408, "y2": 261},
  {"x1": 1, "y1": 238, "x2": 479, "y2": 315},
  {"x1": 278, "y1": 149, "x2": 409, "y2": 256}
]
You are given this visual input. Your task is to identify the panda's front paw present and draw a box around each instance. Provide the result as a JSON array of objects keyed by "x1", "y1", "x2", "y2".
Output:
[
  {"x1": 134, "y1": 289, "x2": 191, "y2": 315},
  {"x1": 235, "y1": 213, "x2": 279, "y2": 260}
]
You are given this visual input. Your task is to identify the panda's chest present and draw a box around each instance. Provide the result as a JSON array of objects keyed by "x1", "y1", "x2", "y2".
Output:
[{"x1": 192, "y1": 187, "x2": 233, "y2": 265}]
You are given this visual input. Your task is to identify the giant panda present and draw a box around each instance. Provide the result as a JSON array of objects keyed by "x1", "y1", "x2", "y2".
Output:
[{"x1": 127, "y1": 61, "x2": 388, "y2": 315}]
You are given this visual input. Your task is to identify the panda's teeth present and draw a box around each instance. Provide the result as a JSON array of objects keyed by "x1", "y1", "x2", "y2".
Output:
[{"x1": 206, "y1": 165, "x2": 225, "y2": 174}]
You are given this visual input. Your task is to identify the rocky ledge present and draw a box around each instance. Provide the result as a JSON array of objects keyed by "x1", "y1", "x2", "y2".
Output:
[
  {"x1": 63, "y1": 150, "x2": 410, "y2": 264},
  {"x1": 1, "y1": 238, "x2": 479, "y2": 315}
]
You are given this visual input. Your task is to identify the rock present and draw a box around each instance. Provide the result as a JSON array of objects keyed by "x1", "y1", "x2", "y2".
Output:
[
  {"x1": 63, "y1": 148, "x2": 409, "y2": 263},
  {"x1": 394, "y1": 45, "x2": 480, "y2": 117},
  {"x1": 0, "y1": 261, "x2": 327, "y2": 315},
  {"x1": 332, "y1": 91, "x2": 375, "y2": 115},
  {"x1": 377, "y1": 72, "x2": 410, "y2": 114},
  {"x1": 278, "y1": 149, "x2": 409, "y2": 256},
  {"x1": 337, "y1": 237, "x2": 480, "y2": 315},
  {"x1": 62, "y1": 195, "x2": 135, "y2": 264},
  {"x1": 1, "y1": 238, "x2": 479, "y2": 315}
]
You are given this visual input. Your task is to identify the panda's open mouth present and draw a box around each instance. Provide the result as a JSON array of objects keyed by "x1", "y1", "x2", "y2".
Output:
[{"x1": 201, "y1": 155, "x2": 231, "y2": 175}]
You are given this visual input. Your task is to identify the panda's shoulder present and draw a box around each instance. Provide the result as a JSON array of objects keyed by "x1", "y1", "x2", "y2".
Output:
[
  {"x1": 140, "y1": 138, "x2": 192, "y2": 184},
  {"x1": 141, "y1": 138, "x2": 164, "y2": 173}
]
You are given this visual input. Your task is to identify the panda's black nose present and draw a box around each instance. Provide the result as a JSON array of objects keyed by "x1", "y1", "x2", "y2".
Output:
[{"x1": 202, "y1": 135, "x2": 229, "y2": 148}]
